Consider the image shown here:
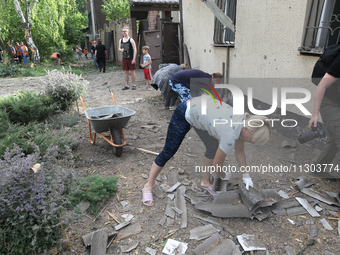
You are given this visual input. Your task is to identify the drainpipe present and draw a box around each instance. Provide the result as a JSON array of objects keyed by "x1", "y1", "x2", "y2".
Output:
[{"x1": 90, "y1": 0, "x2": 96, "y2": 40}]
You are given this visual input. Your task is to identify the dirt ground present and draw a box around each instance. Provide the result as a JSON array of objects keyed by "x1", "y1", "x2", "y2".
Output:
[{"x1": 1, "y1": 64, "x2": 340, "y2": 255}]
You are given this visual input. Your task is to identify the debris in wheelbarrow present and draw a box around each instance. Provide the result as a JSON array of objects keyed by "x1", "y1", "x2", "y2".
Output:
[
  {"x1": 91, "y1": 113, "x2": 123, "y2": 120},
  {"x1": 79, "y1": 89, "x2": 136, "y2": 157}
]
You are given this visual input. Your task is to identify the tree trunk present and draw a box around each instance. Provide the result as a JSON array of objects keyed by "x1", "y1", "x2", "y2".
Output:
[
  {"x1": 13, "y1": 0, "x2": 40, "y2": 65},
  {"x1": 0, "y1": 38, "x2": 15, "y2": 64}
]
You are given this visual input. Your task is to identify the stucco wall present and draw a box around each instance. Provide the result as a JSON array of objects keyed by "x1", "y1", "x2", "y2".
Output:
[
  {"x1": 182, "y1": 1, "x2": 227, "y2": 74},
  {"x1": 182, "y1": 0, "x2": 321, "y2": 116}
]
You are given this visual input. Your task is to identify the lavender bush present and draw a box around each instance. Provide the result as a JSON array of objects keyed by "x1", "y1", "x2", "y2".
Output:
[
  {"x1": 42, "y1": 68, "x2": 88, "y2": 112},
  {"x1": 0, "y1": 144, "x2": 80, "y2": 254}
]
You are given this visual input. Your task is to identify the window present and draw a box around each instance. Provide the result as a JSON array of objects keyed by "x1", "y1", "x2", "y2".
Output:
[
  {"x1": 300, "y1": 0, "x2": 340, "y2": 53},
  {"x1": 213, "y1": 0, "x2": 236, "y2": 46}
]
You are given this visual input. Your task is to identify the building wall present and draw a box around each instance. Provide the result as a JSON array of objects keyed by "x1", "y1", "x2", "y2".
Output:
[{"x1": 182, "y1": 0, "x2": 321, "y2": 116}]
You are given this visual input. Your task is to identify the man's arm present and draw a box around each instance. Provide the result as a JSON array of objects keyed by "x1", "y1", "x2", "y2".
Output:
[
  {"x1": 309, "y1": 73, "x2": 337, "y2": 128},
  {"x1": 130, "y1": 38, "x2": 137, "y2": 64},
  {"x1": 118, "y1": 39, "x2": 124, "y2": 53}
]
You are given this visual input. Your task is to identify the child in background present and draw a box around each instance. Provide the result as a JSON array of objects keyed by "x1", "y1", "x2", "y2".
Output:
[{"x1": 141, "y1": 46, "x2": 152, "y2": 90}]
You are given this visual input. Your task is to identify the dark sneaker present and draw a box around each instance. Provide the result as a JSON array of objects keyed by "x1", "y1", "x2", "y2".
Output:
[
  {"x1": 122, "y1": 86, "x2": 130, "y2": 90},
  {"x1": 132, "y1": 86, "x2": 136, "y2": 90}
]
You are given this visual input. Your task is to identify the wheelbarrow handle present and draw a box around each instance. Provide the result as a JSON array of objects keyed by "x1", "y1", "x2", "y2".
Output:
[
  {"x1": 78, "y1": 94, "x2": 86, "y2": 111},
  {"x1": 109, "y1": 89, "x2": 117, "y2": 106}
]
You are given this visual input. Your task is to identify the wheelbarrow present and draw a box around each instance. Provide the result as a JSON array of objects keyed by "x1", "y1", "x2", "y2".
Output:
[{"x1": 79, "y1": 89, "x2": 136, "y2": 157}]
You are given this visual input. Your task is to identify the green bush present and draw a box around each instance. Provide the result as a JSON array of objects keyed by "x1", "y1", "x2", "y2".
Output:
[
  {"x1": 68, "y1": 175, "x2": 118, "y2": 215},
  {"x1": 47, "y1": 112, "x2": 80, "y2": 129},
  {"x1": 42, "y1": 69, "x2": 88, "y2": 112},
  {"x1": 0, "y1": 119, "x2": 79, "y2": 158},
  {"x1": 0, "y1": 145, "x2": 80, "y2": 254},
  {"x1": 0, "y1": 64, "x2": 20, "y2": 77},
  {"x1": 0, "y1": 91, "x2": 55, "y2": 125}
]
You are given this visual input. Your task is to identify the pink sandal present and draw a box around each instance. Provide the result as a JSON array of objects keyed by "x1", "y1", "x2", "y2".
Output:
[
  {"x1": 201, "y1": 185, "x2": 214, "y2": 195},
  {"x1": 142, "y1": 187, "x2": 154, "y2": 206}
]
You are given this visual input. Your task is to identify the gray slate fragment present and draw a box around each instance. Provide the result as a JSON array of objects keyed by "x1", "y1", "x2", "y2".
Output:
[
  {"x1": 90, "y1": 229, "x2": 108, "y2": 255},
  {"x1": 160, "y1": 183, "x2": 171, "y2": 192},
  {"x1": 310, "y1": 224, "x2": 317, "y2": 237},
  {"x1": 338, "y1": 220, "x2": 340, "y2": 236},
  {"x1": 181, "y1": 178, "x2": 191, "y2": 185},
  {"x1": 121, "y1": 214, "x2": 134, "y2": 222},
  {"x1": 116, "y1": 223, "x2": 142, "y2": 241},
  {"x1": 272, "y1": 209, "x2": 286, "y2": 216},
  {"x1": 77, "y1": 201, "x2": 90, "y2": 213},
  {"x1": 320, "y1": 218, "x2": 334, "y2": 230},
  {"x1": 153, "y1": 186, "x2": 165, "y2": 199},
  {"x1": 121, "y1": 241, "x2": 139, "y2": 253},
  {"x1": 156, "y1": 174, "x2": 162, "y2": 182},
  {"x1": 253, "y1": 213, "x2": 270, "y2": 222},
  {"x1": 115, "y1": 221, "x2": 131, "y2": 231},
  {"x1": 145, "y1": 247, "x2": 157, "y2": 255},
  {"x1": 231, "y1": 246, "x2": 242, "y2": 255},
  {"x1": 184, "y1": 193, "x2": 200, "y2": 205},
  {"x1": 193, "y1": 215, "x2": 219, "y2": 226},
  {"x1": 206, "y1": 239, "x2": 236, "y2": 255},
  {"x1": 166, "y1": 217, "x2": 174, "y2": 226},
  {"x1": 82, "y1": 227, "x2": 110, "y2": 248},
  {"x1": 285, "y1": 246, "x2": 297, "y2": 255},
  {"x1": 167, "y1": 182, "x2": 181, "y2": 193},
  {"x1": 259, "y1": 189, "x2": 281, "y2": 200},
  {"x1": 294, "y1": 176, "x2": 313, "y2": 190},
  {"x1": 189, "y1": 224, "x2": 220, "y2": 240},
  {"x1": 175, "y1": 186, "x2": 187, "y2": 228},
  {"x1": 278, "y1": 190, "x2": 290, "y2": 199},
  {"x1": 301, "y1": 188, "x2": 340, "y2": 206},
  {"x1": 195, "y1": 202, "x2": 252, "y2": 218},
  {"x1": 190, "y1": 183, "x2": 202, "y2": 192},
  {"x1": 123, "y1": 204, "x2": 134, "y2": 212},
  {"x1": 192, "y1": 233, "x2": 221, "y2": 255},
  {"x1": 213, "y1": 191, "x2": 240, "y2": 204},
  {"x1": 295, "y1": 197, "x2": 320, "y2": 217},
  {"x1": 158, "y1": 215, "x2": 167, "y2": 226},
  {"x1": 306, "y1": 219, "x2": 314, "y2": 225},
  {"x1": 172, "y1": 207, "x2": 182, "y2": 215},
  {"x1": 167, "y1": 194, "x2": 175, "y2": 200},
  {"x1": 325, "y1": 191, "x2": 338, "y2": 198},
  {"x1": 165, "y1": 199, "x2": 176, "y2": 219},
  {"x1": 239, "y1": 182, "x2": 264, "y2": 211},
  {"x1": 286, "y1": 206, "x2": 309, "y2": 216},
  {"x1": 167, "y1": 171, "x2": 178, "y2": 186},
  {"x1": 237, "y1": 234, "x2": 266, "y2": 251},
  {"x1": 120, "y1": 201, "x2": 129, "y2": 208}
]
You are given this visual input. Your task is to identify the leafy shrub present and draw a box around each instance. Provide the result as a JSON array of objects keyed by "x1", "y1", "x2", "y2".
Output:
[
  {"x1": 47, "y1": 112, "x2": 80, "y2": 129},
  {"x1": 0, "y1": 145, "x2": 80, "y2": 254},
  {"x1": 68, "y1": 175, "x2": 118, "y2": 215},
  {"x1": 0, "y1": 64, "x2": 20, "y2": 77},
  {"x1": 20, "y1": 68, "x2": 34, "y2": 77},
  {"x1": 0, "y1": 91, "x2": 55, "y2": 124},
  {"x1": 42, "y1": 69, "x2": 88, "y2": 112},
  {"x1": 0, "y1": 120, "x2": 79, "y2": 158}
]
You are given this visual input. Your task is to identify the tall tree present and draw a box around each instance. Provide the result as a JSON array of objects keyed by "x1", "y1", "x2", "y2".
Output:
[
  {"x1": 13, "y1": 0, "x2": 40, "y2": 64},
  {"x1": 102, "y1": 0, "x2": 130, "y2": 22}
]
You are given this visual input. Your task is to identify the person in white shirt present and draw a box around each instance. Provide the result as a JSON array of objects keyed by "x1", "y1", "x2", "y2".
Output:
[{"x1": 142, "y1": 95, "x2": 272, "y2": 206}]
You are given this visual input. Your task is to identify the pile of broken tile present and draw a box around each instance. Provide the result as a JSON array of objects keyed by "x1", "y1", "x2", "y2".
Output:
[
  {"x1": 81, "y1": 168, "x2": 340, "y2": 254},
  {"x1": 153, "y1": 169, "x2": 340, "y2": 254}
]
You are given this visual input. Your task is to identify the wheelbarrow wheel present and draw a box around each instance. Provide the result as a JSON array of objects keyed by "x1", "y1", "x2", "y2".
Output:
[{"x1": 109, "y1": 127, "x2": 123, "y2": 157}]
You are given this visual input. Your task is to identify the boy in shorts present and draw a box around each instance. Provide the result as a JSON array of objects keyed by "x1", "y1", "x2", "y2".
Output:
[{"x1": 141, "y1": 46, "x2": 152, "y2": 90}]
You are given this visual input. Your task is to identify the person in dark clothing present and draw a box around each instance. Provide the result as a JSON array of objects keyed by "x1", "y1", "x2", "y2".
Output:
[
  {"x1": 95, "y1": 39, "x2": 107, "y2": 73},
  {"x1": 309, "y1": 46, "x2": 340, "y2": 199},
  {"x1": 169, "y1": 69, "x2": 223, "y2": 102}
]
